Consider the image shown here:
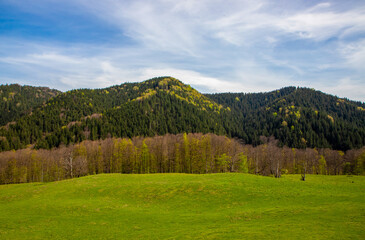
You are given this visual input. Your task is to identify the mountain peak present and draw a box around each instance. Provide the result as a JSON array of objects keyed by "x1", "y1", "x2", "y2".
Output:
[{"x1": 134, "y1": 77, "x2": 226, "y2": 113}]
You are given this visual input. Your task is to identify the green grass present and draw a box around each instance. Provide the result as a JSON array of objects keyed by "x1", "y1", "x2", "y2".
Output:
[{"x1": 0, "y1": 174, "x2": 364, "y2": 239}]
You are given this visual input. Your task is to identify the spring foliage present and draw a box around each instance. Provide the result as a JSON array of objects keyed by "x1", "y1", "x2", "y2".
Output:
[{"x1": 0, "y1": 133, "x2": 364, "y2": 184}]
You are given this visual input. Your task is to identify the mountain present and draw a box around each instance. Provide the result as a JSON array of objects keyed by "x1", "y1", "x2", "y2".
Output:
[
  {"x1": 0, "y1": 84, "x2": 60, "y2": 126},
  {"x1": 0, "y1": 77, "x2": 227, "y2": 151},
  {"x1": 207, "y1": 87, "x2": 365, "y2": 150},
  {"x1": 0, "y1": 77, "x2": 364, "y2": 151}
]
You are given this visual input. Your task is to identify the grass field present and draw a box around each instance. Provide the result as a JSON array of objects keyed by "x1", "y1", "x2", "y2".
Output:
[{"x1": 0, "y1": 173, "x2": 364, "y2": 239}]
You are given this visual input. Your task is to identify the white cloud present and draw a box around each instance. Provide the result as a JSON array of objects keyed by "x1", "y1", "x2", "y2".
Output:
[
  {"x1": 74, "y1": 0, "x2": 209, "y2": 56},
  {"x1": 314, "y1": 78, "x2": 365, "y2": 102},
  {"x1": 138, "y1": 63, "x2": 302, "y2": 94},
  {"x1": 139, "y1": 68, "x2": 242, "y2": 93},
  {"x1": 0, "y1": 49, "x2": 137, "y2": 90},
  {"x1": 277, "y1": 7, "x2": 365, "y2": 41},
  {"x1": 341, "y1": 39, "x2": 365, "y2": 72},
  {"x1": 207, "y1": 1, "x2": 365, "y2": 44},
  {"x1": 1, "y1": 0, "x2": 365, "y2": 102}
]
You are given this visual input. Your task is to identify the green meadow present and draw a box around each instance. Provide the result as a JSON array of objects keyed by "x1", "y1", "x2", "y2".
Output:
[{"x1": 0, "y1": 174, "x2": 364, "y2": 239}]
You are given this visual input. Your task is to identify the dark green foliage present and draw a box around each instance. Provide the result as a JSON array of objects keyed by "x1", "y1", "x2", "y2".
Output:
[
  {"x1": 0, "y1": 84, "x2": 60, "y2": 125},
  {"x1": 0, "y1": 77, "x2": 228, "y2": 151},
  {"x1": 0, "y1": 79, "x2": 364, "y2": 152},
  {"x1": 208, "y1": 87, "x2": 365, "y2": 150}
]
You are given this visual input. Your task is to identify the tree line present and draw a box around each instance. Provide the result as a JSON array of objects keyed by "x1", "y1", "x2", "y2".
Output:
[{"x1": 0, "y1": 133, "x2": 364, "y2": 184}]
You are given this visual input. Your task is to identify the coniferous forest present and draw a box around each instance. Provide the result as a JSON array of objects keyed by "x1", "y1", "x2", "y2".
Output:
[{"x1": 0, "y1": 77, "x2": 364, "y2": 183}]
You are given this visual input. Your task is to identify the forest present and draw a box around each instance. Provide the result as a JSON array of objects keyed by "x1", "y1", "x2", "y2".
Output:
[
  {"x1": 1, "y1": 77, "x2": 365, "y2": 152},
  {"x1": 0, "y1": 133, "x2": 364, "y2": 184},
  {"x1": 0, "y1": 84, "x2": 60, "y2": 126},
  {"x1": 1, "y1": 77, "x2": 365, "y2": 184}
]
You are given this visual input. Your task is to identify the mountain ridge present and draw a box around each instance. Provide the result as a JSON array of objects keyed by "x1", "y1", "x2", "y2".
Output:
[{"x1": 0, "y1": 77, "x2": 364, "y2": 151}]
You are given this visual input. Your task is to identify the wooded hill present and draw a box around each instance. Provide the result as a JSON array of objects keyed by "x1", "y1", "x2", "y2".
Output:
[
  {"x1": 0, "y1": 84, "x2": 60, "y2": 126},
  {"x1": 208, "y1": 87, "x2": 365, "y2": 150},
  {"x1": 0, "y1": 77, "x2": 364, "y2": 152}
]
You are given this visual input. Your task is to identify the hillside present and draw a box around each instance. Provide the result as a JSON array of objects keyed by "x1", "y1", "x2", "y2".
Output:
[
  {"x1": 208, "y1": 87, "x2": 365, "y2": 150},
  {"x1": 0, "y1": 77, "x2": 364, "y2": 151},
  {"x1": 0, "y1": 174, "x2": 364, "y2": 239},
  {"x1": 0, "y1": 77, "x2": 227, "y2": 151},
  {"x1": 0, "y1": 84, "x2": 60, "y2": 126}
]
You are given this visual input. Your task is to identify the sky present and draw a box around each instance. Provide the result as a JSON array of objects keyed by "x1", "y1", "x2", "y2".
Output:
[{"x1": 0, "y1": 0, "x2": 364, "y2": 102}]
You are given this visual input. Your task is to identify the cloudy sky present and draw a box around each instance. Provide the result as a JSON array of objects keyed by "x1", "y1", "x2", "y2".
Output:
[{"x1": 0, "y1": 0, "x2": 364, "y2": 101}]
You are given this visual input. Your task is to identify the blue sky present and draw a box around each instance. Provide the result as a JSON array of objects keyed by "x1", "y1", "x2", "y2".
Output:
[{"x1": 0, "y1": 0, "x2": 364, "y2": 102}]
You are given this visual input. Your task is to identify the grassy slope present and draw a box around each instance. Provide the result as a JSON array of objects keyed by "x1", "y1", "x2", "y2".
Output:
[{"x1": 0, "y1": 174, "x2": 364, "y2": 240}]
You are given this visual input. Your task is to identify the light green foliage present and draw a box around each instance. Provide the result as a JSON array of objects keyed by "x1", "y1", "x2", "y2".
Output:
[
  {"x1": 239, "y1": 153, "x2": 248, "y2": 173},
  {"x1": 112, "y1": 139, "x2": 123, "y2": 173},
  {"x1": 295, "y1": 110, "x2": 301, "y2": 119},
  {"x1": 158, "y1": 77, "x2": 174, "y2": 88},
  {"x1": 73, "y1": 142, "x2": 87, "y2": 158},
  {"x1": 158, "y1": 77, "x2": 226, "y2": 113},
  {"x1": 216, "y1": 154, "x2": 230, "y2": 172},
  {"x1": 318, "y1": 155, "x2": 327, "y2": 175},
  {"x1": 0, "y1": 174, "x2": 364, "y2": 239},
  {"x1": 183, "y1": 133, "x2": 190, "y2": 173},
  {"x1": 134, "y1": 89, "x2": 157, "y2": 101},
  {"x1": 141, "y1": 140, "x2": 150, "y2": 173},
  {"x1": 354, "y1": 151, "x2": 365, "y2": 175}
]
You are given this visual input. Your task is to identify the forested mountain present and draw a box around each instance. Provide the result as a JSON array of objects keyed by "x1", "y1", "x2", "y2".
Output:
[
  {"x1": 0, "y1": 77, "x2": 364, "y2": 152},
  {"x1": 208, "y1": 87, "x2": 365, "y2": 150},
  {"x1": 0, "y1": 84, "x2": 60, "y2": 125},
  {"x1": 0, "y1": 77, "x2": 227, "y2": 151}
]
